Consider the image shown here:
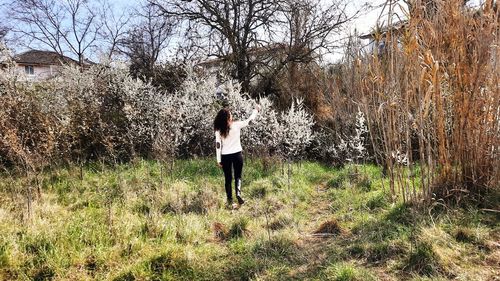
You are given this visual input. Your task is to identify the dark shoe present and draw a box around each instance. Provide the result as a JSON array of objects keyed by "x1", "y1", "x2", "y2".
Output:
[{"x1": 236, "y1": 196, "x2": 245, "y2": 205}]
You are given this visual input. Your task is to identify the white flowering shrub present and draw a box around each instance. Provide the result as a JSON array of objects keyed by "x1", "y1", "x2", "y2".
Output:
[
  {"x1": 0, "y1": 63, "x2": 315, "y2": 168},
  {"x1": 275, "y1": 99, "x2": 315, "y2": 160},
  {"x1": 348, "y1": 110, "x2": 369, "y2": 162},
  {"x1": 308, "y1": 110, "x2": 369, "y2": 166},
  {"x1": 160, "y1": 71, "x2": 315, "y2": 160},
  {"x1": 217, "y1": 78, "x2": 281, "y2": 156},
  {"x1": 55, "y1": 66, "x2": 139, "y2": 161}
]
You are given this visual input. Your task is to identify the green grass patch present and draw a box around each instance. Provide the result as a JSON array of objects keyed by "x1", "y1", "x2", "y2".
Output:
[
  {"x1": 0, "y1": 158, "x2": 497, "y2": 280},
  {"x1": 402, "y1": 242, "x2": 442, "y2": 276},
  {"x1": 323, "y1": 262, "x2": 376, "y2": 281}
]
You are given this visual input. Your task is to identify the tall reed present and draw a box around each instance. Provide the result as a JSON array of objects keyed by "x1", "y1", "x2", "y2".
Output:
[{"x1": 352, "y1": 0, "x2": 499, "y2": 203}]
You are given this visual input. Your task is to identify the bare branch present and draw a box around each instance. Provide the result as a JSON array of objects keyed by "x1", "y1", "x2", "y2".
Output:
[{"x1": 8, "y1": 0, "x2": 101, "y2": 65}]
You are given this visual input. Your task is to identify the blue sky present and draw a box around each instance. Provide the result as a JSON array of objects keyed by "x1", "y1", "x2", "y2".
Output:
[{"x1": 1, "y1": 0, "x2": 486, "y2": 63}]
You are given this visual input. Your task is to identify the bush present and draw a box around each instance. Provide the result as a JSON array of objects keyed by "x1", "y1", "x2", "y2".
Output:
[{"x1": 0, "y1": 65, "x2": 315, "y2": 169}]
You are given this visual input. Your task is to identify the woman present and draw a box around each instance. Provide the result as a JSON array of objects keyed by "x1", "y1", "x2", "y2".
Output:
[{"x1": 214, "y1": 105, "x2": 260, "y2": 207}]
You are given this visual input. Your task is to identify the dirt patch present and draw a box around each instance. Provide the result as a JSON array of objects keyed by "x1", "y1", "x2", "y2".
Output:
[
  {"x1": 312, "y1": 219, "x2": 343, "y2": 236},
  {"x1": 212, "y1": 222, "x2": 229, "y2": 242}
]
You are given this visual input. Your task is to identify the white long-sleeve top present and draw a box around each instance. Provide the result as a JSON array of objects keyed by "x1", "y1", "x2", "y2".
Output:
[{"x1": 215, "y1": 109, "x2": 258, "y2": 163}]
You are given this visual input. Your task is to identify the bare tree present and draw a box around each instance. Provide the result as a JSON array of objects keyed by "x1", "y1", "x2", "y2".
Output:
[
  {"x1": 283, "y1": 0, "x2": 354, "y2": 63},
  {"x1": 255, "y1": 0, "x2": 357, "y2": 94},
  {"x1": 150, "y1": 0, "x2": 281, "y2": 93},
  {"x1": 151, "y1": 0, "x2": 358, "y2": 95},
  {"x1": 98, "y1": 2, "x2": 131, "y2": 61},
  {"x1": 8, "y1": 0, "x2": 100, "y2": 65},
  {"x1": 118, "y1": 3, "x2": 176, "y2": 79}
]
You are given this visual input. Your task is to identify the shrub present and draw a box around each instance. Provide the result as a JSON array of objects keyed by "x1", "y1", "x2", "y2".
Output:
[{"x1": 0, "y1": 65, "x2": 315, "y2": 169}]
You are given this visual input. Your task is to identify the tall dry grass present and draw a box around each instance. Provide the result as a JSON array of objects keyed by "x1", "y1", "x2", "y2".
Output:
[{"x1": 349, "y1": 0, "x2": 499, "y2": 203}]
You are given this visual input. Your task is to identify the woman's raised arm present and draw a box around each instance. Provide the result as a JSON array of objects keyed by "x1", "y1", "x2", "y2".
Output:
[{"x1": 238, "y1": 106, "x2": 260, "y2": 128}]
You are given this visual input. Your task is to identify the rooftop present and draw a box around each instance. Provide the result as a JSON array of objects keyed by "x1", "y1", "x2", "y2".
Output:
[{"x1": 13, "y1": 50, "x2": 79, "y2": 66}]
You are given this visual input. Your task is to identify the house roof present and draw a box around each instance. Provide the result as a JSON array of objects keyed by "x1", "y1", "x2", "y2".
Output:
[
  {"x1": 359, "y1": 21, "x2": 407, "y2": 40},
  {"x1": 13, "y1": 50, "x2": 79, "y2": 66}
]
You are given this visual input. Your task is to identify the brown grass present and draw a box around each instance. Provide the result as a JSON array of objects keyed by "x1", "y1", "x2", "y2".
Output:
[
  {"x1": 313, "y1": 219, "x2": 343, "y2": 236},
  {"x1": 212, "y1": 222, "x2": 229, "y2": 241}
]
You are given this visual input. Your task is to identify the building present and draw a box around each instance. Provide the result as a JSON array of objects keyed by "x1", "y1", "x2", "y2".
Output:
[
  {"x1": 11, "y1": 50, "x2": 82, "y2": 81},
  {"x1": 358, "y1": 21, "x2": 407, "y2": 55}
]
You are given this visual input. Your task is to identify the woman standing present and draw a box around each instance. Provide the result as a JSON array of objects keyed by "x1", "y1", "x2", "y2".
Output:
[{"x1": 214, "y1": 105, "x2": 260, "y2": 208}]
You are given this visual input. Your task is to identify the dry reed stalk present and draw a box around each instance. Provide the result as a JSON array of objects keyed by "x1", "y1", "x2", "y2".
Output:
[{"x1": 351, "y1": 0, "x2": 499, "y2": 203}]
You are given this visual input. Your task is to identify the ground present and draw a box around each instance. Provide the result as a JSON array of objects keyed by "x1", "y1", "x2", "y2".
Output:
[{"x1": 0, "y1": 159, "x2": 498, "y2": 280}]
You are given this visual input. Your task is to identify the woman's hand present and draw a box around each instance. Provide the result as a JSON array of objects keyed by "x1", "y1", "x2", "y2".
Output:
[
  {"x1": 255, "y1": 104, "x2": 261, "y2": 112},
  {"x1": 217, "y1": 162, "x2": 223, "y2": 168}
]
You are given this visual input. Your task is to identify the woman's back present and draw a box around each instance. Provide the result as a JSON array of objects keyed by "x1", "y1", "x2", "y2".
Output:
[
  {"x1": 219, "y1": 121, "x2": 245, "y2": 155},
  {"x1": 216, "y1": 110, "x2": 257, "y2": 156}
]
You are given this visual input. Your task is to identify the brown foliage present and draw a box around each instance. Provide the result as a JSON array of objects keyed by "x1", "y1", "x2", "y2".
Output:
[
  {"x1": 0, "y1": 82, "x2": 60, "y2": 171},
  {"x1": 352, "y1": 0, "x2": 499, "y2": 202},
  {"x1": 212, "y1": 222, "x2": 229, "y2": 241},
  {"x1": 313, "y1": 219, "x2": 343, "y2": 235}
]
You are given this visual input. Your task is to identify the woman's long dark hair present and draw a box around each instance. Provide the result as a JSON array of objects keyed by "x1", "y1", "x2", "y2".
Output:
[{"x1": 214, "y1": 108, "x2": 231, "y2": 138}]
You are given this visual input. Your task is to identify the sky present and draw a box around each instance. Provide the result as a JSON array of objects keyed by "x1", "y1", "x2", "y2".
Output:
[
  {"x1": 97, "y1": 0, "x2": 394, "y2": 62},
  {"x1": 0, "y1": 0, "x2": 486, "y2": 63}
]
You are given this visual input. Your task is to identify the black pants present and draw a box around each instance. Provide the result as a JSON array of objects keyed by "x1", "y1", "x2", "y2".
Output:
[{"x1": 221, "y1": 152, "x2": 243, "y2": 202}]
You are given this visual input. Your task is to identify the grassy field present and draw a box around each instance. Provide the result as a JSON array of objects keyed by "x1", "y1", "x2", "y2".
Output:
[{"x1": 0, "y1": 159, "x2": 498, "y2": 280}]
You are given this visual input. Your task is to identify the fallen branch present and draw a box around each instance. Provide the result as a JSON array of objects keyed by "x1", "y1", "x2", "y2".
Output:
[
  {"x1": 480, "y1": 208, "x2": 500, "y2": 213},
  {"x1": 307, "y1": 233, "x2": 338, "y2": 238}
]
